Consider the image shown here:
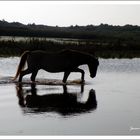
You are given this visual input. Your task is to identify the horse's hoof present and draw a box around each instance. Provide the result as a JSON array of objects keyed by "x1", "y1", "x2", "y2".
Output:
[
  {"x1": 62, "y1": 82, "x2": 67, "y2": 85},
  {"x1": 81, "y1": 80, "x2": 85, "y2": 84},
  {"x1": 31, "y1": 81, "x2": 36, "y2": 84}
]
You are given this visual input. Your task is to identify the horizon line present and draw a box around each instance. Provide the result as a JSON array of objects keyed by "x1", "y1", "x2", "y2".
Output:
[{"x1": 1, "y1": 19, "x2": 140, "y2": 27}]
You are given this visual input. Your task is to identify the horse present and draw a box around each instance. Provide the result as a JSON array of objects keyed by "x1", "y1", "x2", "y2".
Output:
[{"x1": 13, "y1": 49, "x2": 99, "y2": 83}]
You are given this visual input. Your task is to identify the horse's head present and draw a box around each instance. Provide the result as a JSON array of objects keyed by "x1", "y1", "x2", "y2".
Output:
[{"x1": 88, "y1": 57, "x2": 99, "y2": 78}]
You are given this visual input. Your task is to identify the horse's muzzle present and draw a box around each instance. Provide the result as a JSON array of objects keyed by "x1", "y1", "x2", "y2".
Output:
[{"x1": 90, "y1": 74, "x2": 95, "y2": 78}]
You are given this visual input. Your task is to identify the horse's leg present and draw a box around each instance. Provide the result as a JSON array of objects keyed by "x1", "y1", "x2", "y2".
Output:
[
  {"x1": 63, "y1": 71, "x2": 70, "y2": 83},
  {"x1": 19, "y1": 69, "x2": 31, "y2": 82},
  {"x1": 81, "y1": 84, "x2": 84, "y2": 93},
  {"x1": 63, "y1": 85, "x2": 68, "y2": 94},
  {"x1": 31, "y1": 83, "x2": 37, "y2": 96},
  {"x1": 31, "y1": 70, "x2": 38, "y2": 82},
  {"x1": 73, "y1": 68, "x2": 85, "y2": 82}
]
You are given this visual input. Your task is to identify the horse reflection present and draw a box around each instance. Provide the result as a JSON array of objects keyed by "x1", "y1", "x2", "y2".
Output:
[{"x1": 16, "y1": 84, "x2": 97, "y2": 116}]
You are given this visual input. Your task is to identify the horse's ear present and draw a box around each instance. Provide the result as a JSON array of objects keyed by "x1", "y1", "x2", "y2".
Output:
[
  {"x1": 93, "y1": 53, "x2": 98, "y2": 59},
  {"x1": 94, "y1": 54, "x2": 99, "y2": 60},
  {"x1": 90, "y1": 52, "x2": 98, "y2": 59}
]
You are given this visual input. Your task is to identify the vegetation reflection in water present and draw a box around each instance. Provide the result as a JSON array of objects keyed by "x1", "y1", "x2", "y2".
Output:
[{"x1": 16, "y1": 83, "x2": 97, "y2": 116}]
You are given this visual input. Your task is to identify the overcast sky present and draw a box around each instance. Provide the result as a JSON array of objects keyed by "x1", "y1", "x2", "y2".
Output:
[{"x1": 0, "y1": 1, "x2": 140, "y2": 26}]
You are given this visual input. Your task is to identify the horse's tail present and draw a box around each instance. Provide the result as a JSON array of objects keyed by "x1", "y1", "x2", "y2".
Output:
[{"x1": 13, "y1": 51, "x2": 30, "y2": 81}]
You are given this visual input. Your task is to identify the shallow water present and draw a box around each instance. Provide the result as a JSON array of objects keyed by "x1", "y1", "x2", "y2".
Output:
[
  {"x1": 0, "y1": 36, "x2": 81, "y2": 44},
  {"x1": 0, "y1": 57, "x2": 140, "y2": 135}
]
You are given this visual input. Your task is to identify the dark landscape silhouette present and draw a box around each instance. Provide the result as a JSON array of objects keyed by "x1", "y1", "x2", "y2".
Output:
[{"x1": 0, "y1": 20, "x2": 140, "y2": 58}]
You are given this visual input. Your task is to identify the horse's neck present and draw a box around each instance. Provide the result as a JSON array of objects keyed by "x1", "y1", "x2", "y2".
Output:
[{"x1": 76, "y1": 53, "x2": 91, "y2": 65}]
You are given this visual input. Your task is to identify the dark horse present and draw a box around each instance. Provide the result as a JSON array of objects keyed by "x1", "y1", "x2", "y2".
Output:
[{"x1": 13, "y1": 50, "x2": 99, "y2": 83}]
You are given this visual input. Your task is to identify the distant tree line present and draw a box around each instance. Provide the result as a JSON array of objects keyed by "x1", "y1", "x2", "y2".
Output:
[{"x1": 0, "y1": 20, "x2": 140, "y2": 41}]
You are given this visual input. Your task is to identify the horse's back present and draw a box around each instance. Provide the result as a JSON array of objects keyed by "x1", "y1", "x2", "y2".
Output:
[
  {"x1": 26, "y1": 49, "x2": 93, "y2": 72},
  {"x1": 27, "y1": 50, "x2": 73, "y2": 72}
]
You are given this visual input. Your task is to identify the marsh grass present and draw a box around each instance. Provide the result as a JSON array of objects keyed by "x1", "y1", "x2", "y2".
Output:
[{"x1": 0, "y1": 37, "x2": 140, "y2": 58}]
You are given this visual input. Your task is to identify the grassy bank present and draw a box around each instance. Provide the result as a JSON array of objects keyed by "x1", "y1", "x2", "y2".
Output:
[{"x1": 0, "y1": 37, "x2": 140, "y2": 58}]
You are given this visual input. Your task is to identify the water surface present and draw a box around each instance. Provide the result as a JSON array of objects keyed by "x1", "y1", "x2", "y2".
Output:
[{"x1": 0, "y1": 57, "x2": 140, "y2": 135}]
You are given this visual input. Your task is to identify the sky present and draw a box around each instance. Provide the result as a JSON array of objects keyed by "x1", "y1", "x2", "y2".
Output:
[{"x1": 0, "y1": 1, "x2": 140, "y2": 26}]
